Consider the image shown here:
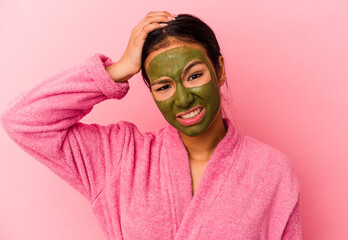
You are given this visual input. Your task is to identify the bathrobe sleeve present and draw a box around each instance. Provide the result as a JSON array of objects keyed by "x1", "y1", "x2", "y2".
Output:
[
  {"x1": 0, "y1": 54, "x2": 130, "y2": 202},
  {"x1": 282, "y1": 195, "x2": 302, "y2": 239}
]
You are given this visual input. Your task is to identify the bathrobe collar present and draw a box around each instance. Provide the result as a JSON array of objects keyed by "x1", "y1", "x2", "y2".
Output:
[{"x1": 162, "y1": 118, "x2": 243, "y2": 237}]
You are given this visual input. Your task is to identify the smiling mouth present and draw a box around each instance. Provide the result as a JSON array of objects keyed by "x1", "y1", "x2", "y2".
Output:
[
  {"x1": 177, "y1": 106, "x2": 203, "y2": 119},
  {"x1": 176, "y1": 106, "x2": 205, "y2": 126}
]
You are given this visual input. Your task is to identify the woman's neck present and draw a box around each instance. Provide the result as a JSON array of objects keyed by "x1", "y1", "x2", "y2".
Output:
[{"x1": 179, "y1": 111, "x2": 227, "y2": 162}]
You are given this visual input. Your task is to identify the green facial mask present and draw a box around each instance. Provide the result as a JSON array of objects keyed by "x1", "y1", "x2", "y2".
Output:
[{"x1": 147, "y1": 46, "x2": 221, "y2": 137}]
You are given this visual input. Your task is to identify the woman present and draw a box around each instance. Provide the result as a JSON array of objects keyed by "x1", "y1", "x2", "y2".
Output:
[{"x1": 1, "y1": 11, "x2": 302, "y2": 239}]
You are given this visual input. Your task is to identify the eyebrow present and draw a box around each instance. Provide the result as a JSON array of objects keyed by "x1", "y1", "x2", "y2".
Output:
[
  {"x1": 150, "y1": 60, "x2": 205, "y2": 86},
  {"x1": 181, "y1": 60, "x2": 204, "y2": 78},
  {"x1": 150, "y1": 79, "x2": 172, "y2": 86}
]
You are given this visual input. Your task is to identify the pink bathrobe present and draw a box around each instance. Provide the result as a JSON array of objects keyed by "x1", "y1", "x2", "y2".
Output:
[{"x1": 1, "y1": 54, "x2": 302, "y2": 239}]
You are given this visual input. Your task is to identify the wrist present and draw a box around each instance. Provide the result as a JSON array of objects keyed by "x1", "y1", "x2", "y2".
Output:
[{"x1": 105, "y1": 62, "x2": 135, "y2": 83}]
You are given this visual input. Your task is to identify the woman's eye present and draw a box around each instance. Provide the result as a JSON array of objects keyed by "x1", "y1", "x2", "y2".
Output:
[
  {"x1": 188, "y1": 73, "x2": 202, "y2": 81},
  {"x1": 155, "y1": 85, "x2": 171, "y2": 92}
]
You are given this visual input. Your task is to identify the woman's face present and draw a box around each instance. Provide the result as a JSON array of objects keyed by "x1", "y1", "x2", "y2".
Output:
[{"x1": 144, "y1": 43, "x2": 223, "y2": 137}]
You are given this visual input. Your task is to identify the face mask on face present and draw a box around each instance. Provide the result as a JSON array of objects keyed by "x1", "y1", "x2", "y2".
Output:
[{"x1": 147, "y1": 46, "x2": 221, "y2": 137}]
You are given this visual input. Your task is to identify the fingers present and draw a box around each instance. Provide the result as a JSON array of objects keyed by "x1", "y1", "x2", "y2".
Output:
[
  {"x1": 119, "y1": 11, "x2": 177, "y2": 76},
  {"x1": 139, "y1": 11, "x2": 176, "y2": 25},
  {"x1": 143, "y1": 15, "x2": 175, "y2": 26},
  {"x1": 134, "y1": 11, "x2": 176, "y2": 34},
  {"x1": 141, "y1": 22, "x2": 166, "y2": 36},
  {"x1": 140, "y1": 16, "x2": 172, "y2": 34}
]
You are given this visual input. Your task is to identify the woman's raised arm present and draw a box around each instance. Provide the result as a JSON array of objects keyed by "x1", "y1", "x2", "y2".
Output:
[
  {"x1": 106, "y1": 11, "x2": 176, "y2": 82},
  {"x1": 1, "y1": 54, "x2": 129, "y2": 202},
  {"x1": 0, "y1": 11, "x2": 176, "y2": 203}
]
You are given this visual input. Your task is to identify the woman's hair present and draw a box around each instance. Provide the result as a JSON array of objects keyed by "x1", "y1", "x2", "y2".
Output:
[{"x1": 141, "y1": 14, "x2": 222, "y2": 89}]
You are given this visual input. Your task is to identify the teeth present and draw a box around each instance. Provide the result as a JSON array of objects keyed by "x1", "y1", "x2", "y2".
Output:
[{"x1": 181, "y1": 108, "x2": 202, "y2": 119}]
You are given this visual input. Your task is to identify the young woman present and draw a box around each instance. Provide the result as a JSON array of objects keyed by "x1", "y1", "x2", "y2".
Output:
[{"x1": 1, "y1": 11, "x2": 302, "y2": 239}]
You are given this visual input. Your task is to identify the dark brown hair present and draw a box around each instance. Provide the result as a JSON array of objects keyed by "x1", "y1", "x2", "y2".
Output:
[{"x1": 141, "y1": 14, "x2": 222, "y2": 89}]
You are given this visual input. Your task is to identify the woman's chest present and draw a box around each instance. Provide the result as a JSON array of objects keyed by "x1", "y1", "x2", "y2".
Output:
[
  {"x1": 96, "y1": 168, "x2": 271, "y2": 240},
  {"x1": 189, "y1": 159, "x2": 209, "y2": 196}
]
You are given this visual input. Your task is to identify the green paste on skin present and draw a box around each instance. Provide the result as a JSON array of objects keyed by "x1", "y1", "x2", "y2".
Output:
[{"x1": 147, "y1": 46, "x2": 221, "y2": 137}]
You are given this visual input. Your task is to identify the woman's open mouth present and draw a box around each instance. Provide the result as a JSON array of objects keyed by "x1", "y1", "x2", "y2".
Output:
[{"x1": 176, "y1": 106, "x2": 205, "y2": 126}]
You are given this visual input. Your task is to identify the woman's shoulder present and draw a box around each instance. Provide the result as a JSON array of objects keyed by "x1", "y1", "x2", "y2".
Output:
[
  {"x1": 239, "y1": 135, "x2": 300, "y2": 188},
  {"x1": 241, "y1": 135, "x2": 288, "y2": 161}
]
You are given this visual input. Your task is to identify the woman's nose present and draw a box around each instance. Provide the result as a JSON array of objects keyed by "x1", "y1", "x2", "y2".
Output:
[{"x1": 175, "y1": 85, "x2": 194, "y2": 108}]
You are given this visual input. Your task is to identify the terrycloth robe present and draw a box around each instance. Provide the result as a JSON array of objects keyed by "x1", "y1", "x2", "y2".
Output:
[{"x1": 1, "y1": 54, "x2": 302, "y2": 239}]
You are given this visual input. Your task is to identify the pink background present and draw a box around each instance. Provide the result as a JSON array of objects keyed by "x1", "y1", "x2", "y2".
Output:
[{"x1": 1, "y1": 0, "x2": 347, "y2": 239}]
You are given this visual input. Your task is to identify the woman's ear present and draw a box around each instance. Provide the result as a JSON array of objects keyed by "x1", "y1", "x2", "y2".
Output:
[{"x1": 217, "y1": 55, "x2": 226, "y2": 87}]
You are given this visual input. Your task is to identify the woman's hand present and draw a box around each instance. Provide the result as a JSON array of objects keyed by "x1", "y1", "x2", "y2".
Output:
[{"x1": 106, "y1": 11, "x2": 176, "y2": 83}]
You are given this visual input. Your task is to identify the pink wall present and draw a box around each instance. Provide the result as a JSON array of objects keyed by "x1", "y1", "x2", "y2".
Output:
[{"x1": 1, "y1": 0, "x2": 347, "y2": 239}]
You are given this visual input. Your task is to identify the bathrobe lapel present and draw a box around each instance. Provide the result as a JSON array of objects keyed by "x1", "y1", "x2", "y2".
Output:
[{"x1": 162, "y1": 119, "x2": 242, "y2": 238}]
